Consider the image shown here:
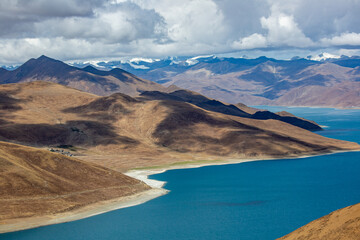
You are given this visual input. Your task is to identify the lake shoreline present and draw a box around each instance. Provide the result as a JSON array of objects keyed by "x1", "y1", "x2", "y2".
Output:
[
  {"x1": 1, "y1": 148, "x2": 359, "y2": 235},
  {"x1": 0, "y1": 188, "x2": 168, "y2": 234},
  {"x1": 126, "y1": 148, "x2": 360, "y2": 192}
]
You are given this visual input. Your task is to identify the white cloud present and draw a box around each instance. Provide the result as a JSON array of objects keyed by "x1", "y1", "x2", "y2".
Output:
[
  {"x1": 260, "y1": 11, "x2": 313, "y2": 47},
  {"x1": 321, "y1": 32, "x2": 360, "y2": 46},
  {"x1": 31, "y1": 2, "x2": 166, "y2": 43},
  {"x1": 133, "y1": 0, "x2": 228, "y2": 44},
  {"x1": 232, "y1": 6, "x2": 313, "y2": 50},
  {"x1": 0, "y1": 0, "x2": 360, "y2": 64},
  {"x1": 0, "y1": 38, "x2": 109, "y2": 64},
  {"x1": 232, "y1": 33, "x2": 267, "y2": 50}
]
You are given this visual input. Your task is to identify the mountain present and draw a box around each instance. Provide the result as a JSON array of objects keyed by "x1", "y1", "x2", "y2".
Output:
[
  {"x1": 307, "y1": 52, "x2": 341, "y2": 61},
  {"x1": 139, "y1": 89, "x2": 322, "y2": 131},
  {"x1": 0, "y1": 56, "x2": 321, "y2": 131},
  {"x1": 0, "y1": 81, "x2": 358, "y2": 172},
  {"x1": 78, "y1": 55, "x2": 360, "y2": 108},
  {"x1": 5, "y1": 55, "x2": 359, "y2": 108},
  {"x1": 0, "y1": 140, "x2": 149, "y2": 229},
  {"x1": 0, "y1": 55, "x2": 167, "y2": 96},
  {"x1": 279, "y1": 203, "x2": 360, "y2": 240}
]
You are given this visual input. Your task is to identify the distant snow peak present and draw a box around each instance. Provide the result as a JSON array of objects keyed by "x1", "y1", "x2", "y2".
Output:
[
  {"x1": 128, "y1": 62, "x2": 150, "y2": 69},
  {"x1": 84, "y1": 61, "x2": 104, "y2": 68},
  {"x1": 169, "y1": 57, "x2": 182, "y2": 65},
  {"x1": 185, "y1": 58, "x2": 199, "y2": 66},
  {"x1": 1, "y1": 65, "x2": 18, "y2": 70},
  {"x1": 309, "y1": 52, "x2": 341, "y2": 61},
  {"x1": 69, "y1": 60, "x2": 109, "y2": 69},
  {"x1": 185, "y1": 55, "x2": 217, "y2": 66},
  {"x1": 129, "y1": 57, "x2": 160, "y2": 64}
]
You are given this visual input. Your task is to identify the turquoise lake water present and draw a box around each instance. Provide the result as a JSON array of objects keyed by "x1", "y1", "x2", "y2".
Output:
[{"x1": 1, "y1": 107, "x2": 360, "y2": 240}]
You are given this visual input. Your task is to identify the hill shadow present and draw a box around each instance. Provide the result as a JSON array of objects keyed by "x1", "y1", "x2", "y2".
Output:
[
  {"x1": 0, "y1": 90, "x2": 24, "y2": 125},
  {"x1": 140, "y1": 90, "x2": 321, "y2": 131},
  {"x1": 0, "y1": 120, "x2": 139, "y2": 147},
  {"x1": 152, "y1": 100, "x2": 326, "y2": 155},
  {"x1": 62, "y1": 93, "x2": 136, "y2": 121}
]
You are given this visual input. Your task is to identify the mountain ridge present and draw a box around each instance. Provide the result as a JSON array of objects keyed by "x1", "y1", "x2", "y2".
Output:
[
  {"x1": 0, "y1": 55, "x2": 167, "y2": 97},
  {"x1": 68, "y1": 55, "x2": 360, "y2": 108}
]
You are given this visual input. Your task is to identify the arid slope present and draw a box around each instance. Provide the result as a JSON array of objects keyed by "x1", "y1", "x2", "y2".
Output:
[
  {"x1": 0, "y1": 141, "x2": 149, "y2": 222},
  {"x1": 279, "y1": 203, "x2": 360, "y2": 240},
  {"x1": 0, "y1": 81, "x2": 358, "y2": 171}
]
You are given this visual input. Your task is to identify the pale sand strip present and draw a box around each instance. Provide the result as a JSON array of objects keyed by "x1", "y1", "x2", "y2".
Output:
[
  {"x1": 0, "y1": 188, "x2": 168, "y2": 234},
  {"x1": 1, "y1": 149, "x2": 359, "y2": 234},
  {"x1": 125, "y1": 149, "x2": 360, "y2": 186}
]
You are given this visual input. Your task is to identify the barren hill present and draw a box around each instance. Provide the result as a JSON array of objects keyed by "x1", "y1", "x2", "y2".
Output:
[
  {"x1": 0, "y1": 81, "x2": 358, "y2": 171},
  {"x1": 0, "y1": 140, "x2": 149, "y2": 226},
  {"x1": 279, "y1": 203, "x2": 360, "y2": 240},
  {"x1": 139, "y1": 90, "x2": 322, "y2": 131}
]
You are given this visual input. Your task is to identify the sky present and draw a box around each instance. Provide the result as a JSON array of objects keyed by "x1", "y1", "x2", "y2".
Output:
[{"x1": 0, "y1": 0, "x2": 360, "y2": 64}]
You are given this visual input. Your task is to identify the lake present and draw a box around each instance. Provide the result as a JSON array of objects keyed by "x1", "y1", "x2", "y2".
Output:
[{"x1": 1, "y1": 107, "x2": 360, "y2": 240}]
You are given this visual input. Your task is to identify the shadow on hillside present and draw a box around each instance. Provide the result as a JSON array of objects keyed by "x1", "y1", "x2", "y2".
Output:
[
  {"x1": 140, "y1": 90, "x2": 321, "y2": 131},
  {"x1": 152, "y1": 101, "x2": 325, "y2": 155},
  {"x1": 139, "y1": 90, "x2": 251, "y2": 118},
  {"x1": 0, "y1": 93, "x2": 22, "y2": 111},
  {"x1": 0, "y1": 120, "x2": 139, "y2": 147},
  {"x1": 63, "y1": 93, "x2": 135, "y2": 121},
  {"x1": 0, "y1": 91, "x2": 24, "y2": 125}
]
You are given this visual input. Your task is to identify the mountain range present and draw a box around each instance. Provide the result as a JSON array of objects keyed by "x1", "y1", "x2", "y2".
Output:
[
  {"x1": 0, "y1": 55, "x2": 326, "y2": 131},
  {"x1": 67, "y1": 54, "x2": 360, "y2": 108},
  {"x1": 2, "y1": 55, "x2": 360, "y2": 108},
  {"x1": 0, "y1": 58, "x2": 360, "y2": 232},
  {"x1": 0, "y1": 55, "x2": 167, "y2": 96}
]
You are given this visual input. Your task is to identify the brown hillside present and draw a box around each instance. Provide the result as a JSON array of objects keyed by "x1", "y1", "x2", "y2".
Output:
[
  {"x1": 0, "y1": 141, "x2": 149, "y2": 222},
  {"x1": 0, "y1": 81, "x2": 358, "y2": 172},
  {"x1": 278, "y1": 203, "x2": 360, "y2": 240},
  {"x1": 0, "y1": 55, "x2": 166, "y2": 96},
  {"x1": 139, "y1": 90, "x2": 322, "y2": 131}
]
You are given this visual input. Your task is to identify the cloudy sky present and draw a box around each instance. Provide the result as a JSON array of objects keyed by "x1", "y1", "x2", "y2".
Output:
[{"x1": 1, "y1": 0, "x2": 360, "y2": 64}]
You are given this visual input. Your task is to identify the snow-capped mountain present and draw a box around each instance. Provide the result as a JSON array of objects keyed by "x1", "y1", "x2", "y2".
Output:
[
  {"x1": 65, "y1": 54, "x2": 360, "y2": 108},
  {"x1": 307, "y1": 52, "x2": 341, "y2": 61},
  {"x1": 67, "y1": 55, "x2": 220, "y2": 71},
  {"x1": 2, "y1": 54, "x2": 360, "y2": 108}
]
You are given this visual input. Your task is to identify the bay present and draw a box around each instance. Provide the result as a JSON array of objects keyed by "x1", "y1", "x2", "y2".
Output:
[{"x1": 1, "y1": 107, "x2": 360, "y2": 240}]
